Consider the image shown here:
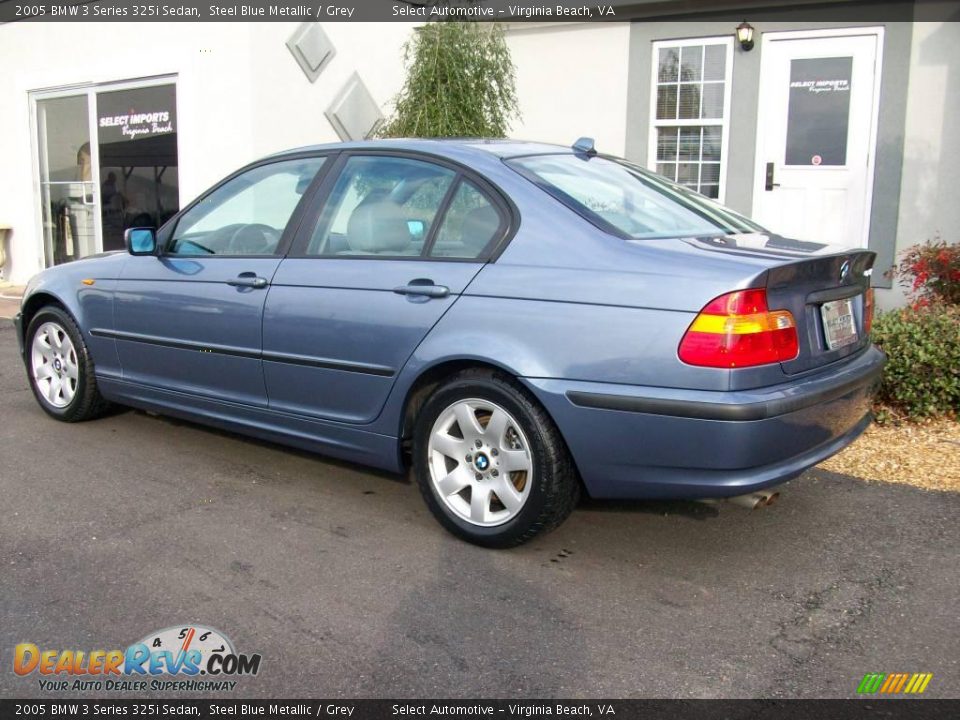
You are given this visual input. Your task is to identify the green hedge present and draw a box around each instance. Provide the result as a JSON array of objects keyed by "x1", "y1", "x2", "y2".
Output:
[{"x1": 871, "y1": 304, "x2": 960, "y2": 420}]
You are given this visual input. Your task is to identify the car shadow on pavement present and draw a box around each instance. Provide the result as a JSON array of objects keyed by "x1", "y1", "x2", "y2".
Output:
[{"x1": 578, "y1": 497, "x2": 721, "y2": 520}]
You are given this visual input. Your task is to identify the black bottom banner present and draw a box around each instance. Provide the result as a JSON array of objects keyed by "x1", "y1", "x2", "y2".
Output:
[{"x1": 2, "y1": 700, "x2": 957, "y2": 720}]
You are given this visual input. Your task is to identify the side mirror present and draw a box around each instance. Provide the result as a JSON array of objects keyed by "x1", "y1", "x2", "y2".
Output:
[{"x1": 125, "y1": 227, "x2": 157, "y2": 256}]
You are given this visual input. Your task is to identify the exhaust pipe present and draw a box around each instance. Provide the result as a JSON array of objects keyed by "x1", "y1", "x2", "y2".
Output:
[
  {"x1": 727, "y1": 492, "x2": 777, "y2": 509},
  {"x1": 698, "y1": 489, "x2": 781, "y2": 510}
]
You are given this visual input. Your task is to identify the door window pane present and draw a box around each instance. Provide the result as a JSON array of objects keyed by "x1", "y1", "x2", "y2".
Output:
[
  {"x1": 35, "y1": 95, "x2": 96, "y2": 267},
  {"x1": 169, "y1": 157, "x2": 326, "y2": 256},
  {"x1": 307, "y1": 156, "x2": 455, "y2": 257},
  {"x1": 785, "y1": 57, "x2": 853, "y2": 166},
  {"x1": 97, "y1": 84, "x2": 180, "y2": 251},
  {"x1": 429, "y1": 181, "x2": 502, "y2": 259}
]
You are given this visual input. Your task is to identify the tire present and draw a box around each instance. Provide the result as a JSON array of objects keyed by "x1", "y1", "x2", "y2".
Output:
[
  {"x1": 413, "y1": 368, "x2": 579, "y2": 548},
  {"x1": 25, "y1": 305, "x2": 111, "y2": 422}
]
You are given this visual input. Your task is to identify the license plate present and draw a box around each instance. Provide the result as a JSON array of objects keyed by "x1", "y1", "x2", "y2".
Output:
[{"x1": 821, "y1": 297, "x2": 858, "y2": 350}]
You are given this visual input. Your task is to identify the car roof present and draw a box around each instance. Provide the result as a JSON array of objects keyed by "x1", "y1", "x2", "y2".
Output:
[{"x1": 268, "y1": 138, "x2": 576, "y2": 161}]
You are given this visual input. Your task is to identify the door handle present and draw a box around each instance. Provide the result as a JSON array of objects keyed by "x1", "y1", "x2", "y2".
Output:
[
  {"x1": 765, "y1": 162, "x2": 781, "y2": 192},
  {"x1": 393, "y1": 281, "x2": 450, "y2": 299},
  {"x1": 227, "y1": 274, "x2": 268, "y2": 289}
]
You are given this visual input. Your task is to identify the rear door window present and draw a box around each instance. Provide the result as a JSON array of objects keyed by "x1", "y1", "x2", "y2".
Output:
[
  {"x1": 428, "y1": 180, "x2": 503, "y2": 259},
  {"x1": 305, "y1": 156, "x2": 456, "y2": 257}
]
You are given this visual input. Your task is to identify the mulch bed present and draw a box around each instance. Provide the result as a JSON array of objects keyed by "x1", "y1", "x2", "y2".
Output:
[{"x1": 819, "y1": 416, "x2": 960, "y2": 492}]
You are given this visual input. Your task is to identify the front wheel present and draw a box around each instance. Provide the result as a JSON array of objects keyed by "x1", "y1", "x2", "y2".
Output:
[
  {"x1": 25, "y1": 306, "x2": 111, "y2": 422},
  {"x1": 413, "y1": 369, "x2": 579, "y2": 548}
]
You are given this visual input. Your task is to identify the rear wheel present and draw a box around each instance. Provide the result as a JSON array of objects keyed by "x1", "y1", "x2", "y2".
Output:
[
  {"x1": 26, "y1": 306, "x2": 111, "y2": 422},
  {"x1": 413, "y1": 369, "x2": 579, "y2": 548}
]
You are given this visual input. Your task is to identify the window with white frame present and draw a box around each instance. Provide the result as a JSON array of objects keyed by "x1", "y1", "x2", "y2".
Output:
[{"x1": 649, "y1": 38, "x2": 733, "y2": 201}]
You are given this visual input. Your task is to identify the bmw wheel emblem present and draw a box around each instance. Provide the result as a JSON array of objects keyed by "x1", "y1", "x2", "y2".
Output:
[{"x1": 474, "y1": 453, "x2": 490, "y2": 471}]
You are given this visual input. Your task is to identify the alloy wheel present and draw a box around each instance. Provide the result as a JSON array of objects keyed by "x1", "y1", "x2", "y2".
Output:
[
  {"x1": 427, "y1": 398, "x2": 533, "y2": 527},
  {"x1": 31, "y1": 321, "x2": 79, "y2": 409}
]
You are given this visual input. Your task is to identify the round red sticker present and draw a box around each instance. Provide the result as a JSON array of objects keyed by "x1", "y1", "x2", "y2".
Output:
[{"x1": 811, "y1": 155, "x2": 823, "y2": 166}]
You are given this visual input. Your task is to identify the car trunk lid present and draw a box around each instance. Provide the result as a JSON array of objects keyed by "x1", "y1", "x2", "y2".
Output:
[
  {"x1": 668, "y1": 233, "x2": 875, "y2": 375},
  {"x1": 764, "y1": 249, "x2": 874, "y2": 374}
]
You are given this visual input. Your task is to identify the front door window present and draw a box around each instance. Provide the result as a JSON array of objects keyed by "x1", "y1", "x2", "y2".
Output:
[{"x1": 168, "y1": 157, "x2": 327, "y2": 256}]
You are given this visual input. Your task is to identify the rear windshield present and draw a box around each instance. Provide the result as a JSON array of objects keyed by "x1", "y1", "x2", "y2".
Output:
[{"x1": 507, "y1": 154, "x2": 765, "y2": 240}]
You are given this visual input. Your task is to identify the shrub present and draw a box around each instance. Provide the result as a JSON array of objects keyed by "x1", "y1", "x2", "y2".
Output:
[
  {"x1": 895, "y1": 236, "x2": 960, "y2": 308},
  {"x1": 378, "y1": 22, "x2": 519, "y2": 139},
  {"x1": 871, "y1": 304, "x2": 960, "y2": 420}
]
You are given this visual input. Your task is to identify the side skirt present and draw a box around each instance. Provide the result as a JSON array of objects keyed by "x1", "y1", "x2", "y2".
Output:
[{"x1": 97, "y1": 376, "x2": 404, "y2": 474}]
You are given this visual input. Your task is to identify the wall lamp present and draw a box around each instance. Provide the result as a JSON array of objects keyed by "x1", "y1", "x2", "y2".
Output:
[{"x1": 736, "y1": 21, "x2": 755, "y2": 51}]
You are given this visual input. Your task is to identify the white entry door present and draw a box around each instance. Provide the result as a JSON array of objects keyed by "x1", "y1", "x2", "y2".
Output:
[{"x1": 752, "y1": 29, "x2": 882, "y2": 248}]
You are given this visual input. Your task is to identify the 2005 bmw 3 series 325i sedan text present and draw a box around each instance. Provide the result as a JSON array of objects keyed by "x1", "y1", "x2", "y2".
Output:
[{"x1": 13, "y1": 139, "x2": 885, "y2": 547}]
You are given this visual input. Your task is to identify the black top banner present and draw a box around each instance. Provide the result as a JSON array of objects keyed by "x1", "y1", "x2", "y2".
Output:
[
  {"x1": 1, "y1": 699, "x2": 958, "y2": 719},
  {"x1": 1, "y1": 0, "x2": 951, "y2": 23}
]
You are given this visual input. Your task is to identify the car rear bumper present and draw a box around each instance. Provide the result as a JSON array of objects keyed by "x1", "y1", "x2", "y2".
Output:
[{"x1": 522, "y1": 345, "x2": 886, "y2": 500}]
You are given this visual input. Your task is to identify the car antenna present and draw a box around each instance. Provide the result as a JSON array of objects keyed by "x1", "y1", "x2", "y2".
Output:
[{"x1": 572, "y1": 137, "x2": 597, "y2": 156}]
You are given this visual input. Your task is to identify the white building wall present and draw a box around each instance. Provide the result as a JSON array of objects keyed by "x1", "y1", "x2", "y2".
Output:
[
  {"x1": 0, "y1": 22, "x2": 411, "y2": 285},
  {"x1": 504, "y1": 23, "x2": 631, "y2": 155},
  {"x1": 885, "y1": 20, "x2": 960, "y2": 309}
]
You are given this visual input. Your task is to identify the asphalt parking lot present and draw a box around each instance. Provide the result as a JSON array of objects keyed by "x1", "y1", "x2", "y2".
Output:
[{"x1": 1, "y1": 322, "x2": 957, "y2": 699}]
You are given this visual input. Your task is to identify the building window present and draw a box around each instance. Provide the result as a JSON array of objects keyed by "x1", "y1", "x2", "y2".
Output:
[{"x1": 649, "y1": 38, "x2": 733, "y2": 201}]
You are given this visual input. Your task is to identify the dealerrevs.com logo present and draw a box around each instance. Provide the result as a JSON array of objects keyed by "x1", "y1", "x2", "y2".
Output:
[{"x1": 14, "y1": 625, "x2": 261, "y2": 692}]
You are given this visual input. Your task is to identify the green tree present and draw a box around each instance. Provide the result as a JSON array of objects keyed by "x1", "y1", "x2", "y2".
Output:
[{"x1": 379, "y1": 21, "x2": 520, "y2": 139}]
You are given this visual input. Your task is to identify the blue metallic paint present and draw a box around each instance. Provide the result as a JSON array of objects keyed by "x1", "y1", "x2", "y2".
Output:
[{"x1": 14, "y1": 139, "x2": 885, "y2": 499}]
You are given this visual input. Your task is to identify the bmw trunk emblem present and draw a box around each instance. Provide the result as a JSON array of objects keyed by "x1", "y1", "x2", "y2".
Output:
[{"x1": 840, "y1": 259, "x2": 851, "y2": 282}]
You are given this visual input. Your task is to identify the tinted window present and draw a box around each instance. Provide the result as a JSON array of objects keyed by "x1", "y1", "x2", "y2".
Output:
[
  {"x1": 306, "y1": 156, "x2": 455, "y2": 257},
  {"x1": 428, "y1": 180, "x2": 502, "y2": 259},
  {"x1": 169, "y1": 157, "x2": 326, "y2": 256},
  {"x1": 508, "y1": 154, "x2": 763, "y2": 240}
]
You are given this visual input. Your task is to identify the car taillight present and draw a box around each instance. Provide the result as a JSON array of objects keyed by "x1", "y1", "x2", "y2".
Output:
[
  {"x1": 864, "y1": 287, "x2": 875, "y2": 335},
  {"x1": 678, "y1": 288, "x2": 799, "y2": 368}
]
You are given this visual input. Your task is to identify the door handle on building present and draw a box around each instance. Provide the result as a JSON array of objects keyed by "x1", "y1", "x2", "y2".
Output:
[{"x1": 765, "y1": 162, "x2": 781, "y2": 191}]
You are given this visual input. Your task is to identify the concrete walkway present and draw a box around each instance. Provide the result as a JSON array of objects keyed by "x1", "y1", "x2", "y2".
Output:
[{"x1": 0, "y1": 285, "x2": 24, "y2": 320}]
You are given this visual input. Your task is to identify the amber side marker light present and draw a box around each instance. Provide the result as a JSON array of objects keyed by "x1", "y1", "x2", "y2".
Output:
[
  {"x1": 81, "y1": 279, "x2": 95, "y2": 286},
  {"x1": 678, "y1": 288, "x2": 799, "y2": 368}
]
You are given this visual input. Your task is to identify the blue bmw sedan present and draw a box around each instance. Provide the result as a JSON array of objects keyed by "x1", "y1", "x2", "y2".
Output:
[{"x1": 13, "y1": 139, "x2": 884, "y2": 547}]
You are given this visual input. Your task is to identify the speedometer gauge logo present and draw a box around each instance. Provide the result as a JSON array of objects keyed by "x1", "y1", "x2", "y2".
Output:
[
  {"x1": 136, "y1": 625, "x2": 236, "y2": 672},
  {"x1": 128, "y1": 625, "x2": 259, "y2": 677}
]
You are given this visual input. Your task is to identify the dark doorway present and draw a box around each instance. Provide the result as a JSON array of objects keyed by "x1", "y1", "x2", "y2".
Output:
[{"x1": 96, "y1": 84, "x2": 179, "y2": 251}]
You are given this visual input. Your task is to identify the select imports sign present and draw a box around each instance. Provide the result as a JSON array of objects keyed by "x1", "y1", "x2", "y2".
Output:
[{"x1": 97, "y1": 84, "x2": 177, "y2": 143}]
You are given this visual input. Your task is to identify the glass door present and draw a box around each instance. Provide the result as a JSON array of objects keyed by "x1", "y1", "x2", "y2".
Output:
[
  {"x1": 95, "y1": 83, "x2": 180, "y2": 251},
  {"x1": 36, "y1": 92, "x2": 101, "y2": 267},
  {"x1": 33, "y1": 78, "x2": 180, "y2": 266}
]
